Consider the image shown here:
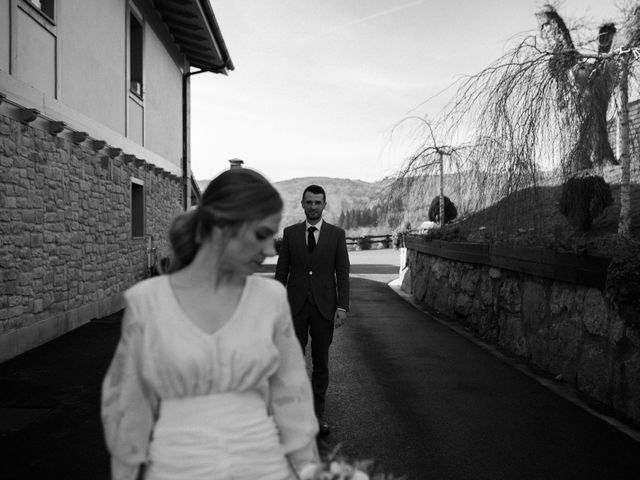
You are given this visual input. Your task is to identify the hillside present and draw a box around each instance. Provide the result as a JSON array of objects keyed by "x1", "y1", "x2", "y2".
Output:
[
  {"x1": 273, "y1": 177, "x2": 387, "y2": 230},
  {"x1": 428, "y1": 179, "x2": 640, "y2": 257},
  {"x1": 197, "y1": 176, "x2": 392, "y2": 234},
  {"x1": 195, "y1": 174, "x2": 472, "y2": 234}
]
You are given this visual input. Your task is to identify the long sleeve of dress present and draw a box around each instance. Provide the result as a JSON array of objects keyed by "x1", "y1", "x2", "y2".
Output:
[
  {"x1": 269, "y1": 296, "x2": 320, "y2": 473},
  {"x1": 101, "y1": 301, "x2": 158, "y2": 480}
]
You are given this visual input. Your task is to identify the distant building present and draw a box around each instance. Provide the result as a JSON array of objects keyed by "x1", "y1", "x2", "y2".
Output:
[
  {"x1": 0, "y1": 0, "x2": 233, "y2": 362},
  {"x1": 229, "y1": 158, "x2": 245, "y2": 169}
]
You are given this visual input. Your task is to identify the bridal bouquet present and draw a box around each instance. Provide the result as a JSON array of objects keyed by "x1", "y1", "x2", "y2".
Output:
[{"x1": 299, "y1": 446, "x2": 405, "y2": 480}]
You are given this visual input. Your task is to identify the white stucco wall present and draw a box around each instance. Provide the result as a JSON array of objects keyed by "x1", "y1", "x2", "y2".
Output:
[
  {"x1": 0, "y1": 0, "x2": 187, "y2": 173},
  {"x1": 143, "y1": 27, "x2": 183, "y2": 169},
  {"x1": 58, "y1": 0, "x2": 126, "y2": 135},
  {"x1": 14, "y1": 5, "x2": 56, "y2": 98},
  {"x1": 0, "y1": 0, "x2": 10, "y2": 72}
]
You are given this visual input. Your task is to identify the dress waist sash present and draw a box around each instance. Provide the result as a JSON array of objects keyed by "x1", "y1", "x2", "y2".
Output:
[{"x1": 146, "y1": 391, "x2": 293, "y2": 480}]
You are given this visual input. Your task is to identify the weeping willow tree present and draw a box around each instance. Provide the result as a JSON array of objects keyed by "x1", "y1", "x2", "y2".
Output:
[
  {"x1": 393, "y1": 3, "x2": 639, "y2": 238},
  {"x1": 386, "y1": 116, "x2": 476, "y2": 228}
]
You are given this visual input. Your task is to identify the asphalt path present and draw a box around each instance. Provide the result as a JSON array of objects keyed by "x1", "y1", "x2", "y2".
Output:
[{"x1": 305, "y1": 251, "x2": 640, "y2": 479}]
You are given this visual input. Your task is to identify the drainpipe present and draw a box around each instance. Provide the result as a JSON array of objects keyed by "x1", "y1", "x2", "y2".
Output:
[{"x1": 182, "y1": 68, "x2": 213, "y2": 210}]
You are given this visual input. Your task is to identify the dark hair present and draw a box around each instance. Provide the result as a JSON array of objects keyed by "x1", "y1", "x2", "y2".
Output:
[
  {"x1": 302, "y1": 184, "x2": 326, "y2": 202},
  {"x1": 168, "y1": 168, "x2": 283, "y2": 272}
]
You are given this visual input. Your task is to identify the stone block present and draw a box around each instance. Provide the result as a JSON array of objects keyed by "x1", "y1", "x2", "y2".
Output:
[
  {"x1": 30, "y1": 233, "x2": 43, "y2": 248},
  {"x1": 609, "y1": 313, "x2": 625, "y2": 345},
  {"x1": 33, "y1": 298, "x2": 44, "y2": 313},
  {"x1": 528, "y1": 328, "x2": 550, "y2": 371},
  {"x1": 522, "y1": 280, "x2": 547, "y2": 331},
  {"x1": 547, "y1": 314, "x2": 581, "y2": 379},
  {"x1": 479, "y1": 274, "x2": 494, "y2": 305},
  {"x1": 499, "y1": 278, "x2": 521, "y2": 313},
  {"x1": 498, "y1": 312, "x2": 528, "y2": 357},
  {"x1": 577, "y1": 342, "x2": 610, "y2": 403},
  {"x1": 582, "y1": 289, "x2": 608, "y2": 337},
  {"x1": 412, "y1": 270, "x2": 427, "y2": 303},
  {"x1": 550, "y1": 284, "x2": 574, "y2": 315},
  {"x1": 454, "y1": 292, "x2": 472, "y2": 318},
  {"x1": 432, "y1": 258, "x2": 449, "y2": 280},
  {"x1": 434, "y1": 282, "x2": 452, "y2": 314},
  {"x1": 473, "y1": 310, "x2": 498, "y2": 342},
  {"x1": 460, "y1": 268, "x2": 480, "y2": 295},
  {"x1": 626, "y1": 325, "x2": 640, "y2": 349},
  {"x1": 488, "y1": 267, "x2": 501, "y2": 279},
  {"x1": 612, "y1": 352, "x2": 640, "y2": 423},
  {"x1": 449, "y1": 264, "x2": 461, "y2": 290}
]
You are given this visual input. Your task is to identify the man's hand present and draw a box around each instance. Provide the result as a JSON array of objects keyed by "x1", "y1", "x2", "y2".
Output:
[{"x1": 333, "y1": 309, "x2": 347, "y2": 328}]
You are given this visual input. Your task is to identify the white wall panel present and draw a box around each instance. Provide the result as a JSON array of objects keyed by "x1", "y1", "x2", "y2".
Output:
[
  {"x1": 15, "y1": 8, "x2": 55, "y2": 97},
  {"x1": 0, "y1": 0, "x2": 10, "y2": 73}
]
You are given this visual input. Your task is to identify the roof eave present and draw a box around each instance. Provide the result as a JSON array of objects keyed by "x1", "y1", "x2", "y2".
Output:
[{"x1": 152, "y1": 0, "x2": 234, "y2": 73}]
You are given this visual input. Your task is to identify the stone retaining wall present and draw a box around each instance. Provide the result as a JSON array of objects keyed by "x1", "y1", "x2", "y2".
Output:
[
  {"x1": 402, "y1": 246, "x2": 640, "y2": 425},
  {"x1": 0, "y1": 115, "x2": 183, "y2": 362}
]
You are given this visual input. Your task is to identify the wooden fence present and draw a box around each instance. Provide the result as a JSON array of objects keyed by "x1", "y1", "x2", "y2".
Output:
[
  {"x1": 404, "y1": 236, "x2": 612, "y2": 289},
  {"x1": 345, "y1": 234, "x2": 392, "y2": 249}
]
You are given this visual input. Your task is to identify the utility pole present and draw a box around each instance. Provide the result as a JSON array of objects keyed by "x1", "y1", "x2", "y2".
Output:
[
  {"x1": 439, "y1": 150, "x2": 445, "y2": 227},
  {"x1": 617, "y1": 53, "x2": 631, "y2": 237}
]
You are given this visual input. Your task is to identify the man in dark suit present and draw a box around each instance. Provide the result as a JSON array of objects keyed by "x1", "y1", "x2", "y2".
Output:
[{"x1": 275, "y1": 184, "x2": 350, "y2": 436}]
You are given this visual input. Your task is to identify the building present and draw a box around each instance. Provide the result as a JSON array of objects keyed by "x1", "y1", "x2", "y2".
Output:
[{"x1": 0, "y1": 0, "x2": 233, "y2": 362}]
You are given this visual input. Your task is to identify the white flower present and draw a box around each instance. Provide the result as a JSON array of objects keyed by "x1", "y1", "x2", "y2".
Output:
[
  {"x1": 352, "y1": 470, "x2": 370, "y2": 480},
  {"x1": 298, "y1": 463, "x2": 319, "y2": 480}
]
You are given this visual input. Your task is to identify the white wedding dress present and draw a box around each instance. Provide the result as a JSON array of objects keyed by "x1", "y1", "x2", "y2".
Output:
[{"x1": 102, "y1": 275, "x2": 318, "y2": 480}]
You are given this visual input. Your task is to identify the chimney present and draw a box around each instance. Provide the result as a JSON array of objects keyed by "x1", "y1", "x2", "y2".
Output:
[{"x1": 229, "y1": 158, "x2": 244, "y2": 169}]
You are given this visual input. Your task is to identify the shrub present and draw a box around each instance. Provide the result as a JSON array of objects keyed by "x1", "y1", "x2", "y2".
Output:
[
  {"x1": 428, "y1": 196, "x2": 458, "y2": 224},
  {"x1": 392, "y1": 221, "x2": 412, "y2": 249},
  {"x1": 357, "y1": 235, "x2": 372, "y2": 250},
  {"x1": 559, "y1": 175, "x2": 613, "y2": 231},
  {"x1": 606, "y1": 240, "x2": 640, "y2": 328}
]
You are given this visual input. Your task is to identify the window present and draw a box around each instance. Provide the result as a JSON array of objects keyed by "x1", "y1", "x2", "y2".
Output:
[
  {"x1": 129, "y1": 13, "x2": 143, "y2": 98},
  {"x1": 27, "y1": 0, "x2": 54, "y2": 19},
  {"x1": 131, "y1": 180, "x2": 145, "y2": 238}
]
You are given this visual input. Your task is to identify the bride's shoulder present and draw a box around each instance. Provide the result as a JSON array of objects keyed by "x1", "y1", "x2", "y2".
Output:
[
  {"x1": 124, "y1": 275, "x2": 170, "y2": 311},
  {"x1": 249, "y1": 275, "x2": 287, "y2": 297},
  {"x1": 126, "y1": 275, "x2": 167, "y2": 296}
]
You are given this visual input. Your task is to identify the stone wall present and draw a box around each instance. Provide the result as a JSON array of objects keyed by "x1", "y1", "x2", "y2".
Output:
[
  {"x1": 403, "y1": 246, "x2": 640, "y2": 425},
  {"x1": 0, "y1": 115, "x2": 183, "y2": 362}
]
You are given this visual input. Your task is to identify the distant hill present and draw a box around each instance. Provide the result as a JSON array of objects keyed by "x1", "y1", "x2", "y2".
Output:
[
  {"x1": 273, "y1": 177, "x2": 390, "y2": 231},
  {"x1": 196, "y1": 176, "x2": 391, "y2": 234}
]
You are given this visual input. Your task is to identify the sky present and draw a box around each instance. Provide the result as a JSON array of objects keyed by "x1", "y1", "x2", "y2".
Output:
[{"x1": 191, "y1": 0, "x2": 627, "y2": 183}]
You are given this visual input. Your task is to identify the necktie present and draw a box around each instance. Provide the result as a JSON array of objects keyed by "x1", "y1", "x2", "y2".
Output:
[{"x1": 307, "y1": 226, "x2": 317, "y2": 253}]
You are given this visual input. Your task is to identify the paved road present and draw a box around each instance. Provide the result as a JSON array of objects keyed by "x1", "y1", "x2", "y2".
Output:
[
  {"x1": 315, "y1": 261, "x2": 640, "y2": 479},
  {"x1": 1, "y1": 249, "x2": 639, "y2": 479}
]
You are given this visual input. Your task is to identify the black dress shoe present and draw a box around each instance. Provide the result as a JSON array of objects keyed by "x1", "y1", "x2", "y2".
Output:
[{"x1": 318, "y1": 421, "x2": 330, "y2": 436}]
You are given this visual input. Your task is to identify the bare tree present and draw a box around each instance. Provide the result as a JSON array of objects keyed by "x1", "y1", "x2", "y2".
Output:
[
  {"x1": 395, "y1": 3, "x2": 639, "y2": 238},
  {"x1": 386, "y1": 117, "x2": 476, "y2": 227}
]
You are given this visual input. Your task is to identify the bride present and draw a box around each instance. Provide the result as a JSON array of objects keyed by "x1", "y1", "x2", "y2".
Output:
[{"x1": 101, "y1": 168, "x2": 319, "y2": 479}]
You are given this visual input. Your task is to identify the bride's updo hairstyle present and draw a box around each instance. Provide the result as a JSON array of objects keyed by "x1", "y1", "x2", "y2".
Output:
[{"x1": 167, "y1": 168, "x2": 283, "y2": 272}]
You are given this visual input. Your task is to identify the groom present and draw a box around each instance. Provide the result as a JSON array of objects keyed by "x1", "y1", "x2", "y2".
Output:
[{"x1": 275, "y1": 184, "x2": 350, "y2": 436}]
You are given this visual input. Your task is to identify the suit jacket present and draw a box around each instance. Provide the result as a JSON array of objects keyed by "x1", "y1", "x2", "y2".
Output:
[{"x1": 275, "y1": 221, "x2": 350, "y2": 321}]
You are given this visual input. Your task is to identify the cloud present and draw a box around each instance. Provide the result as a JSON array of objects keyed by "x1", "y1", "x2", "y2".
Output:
[{"x1": 303, "y1": 0, "x2": 427, "y2": 40}]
